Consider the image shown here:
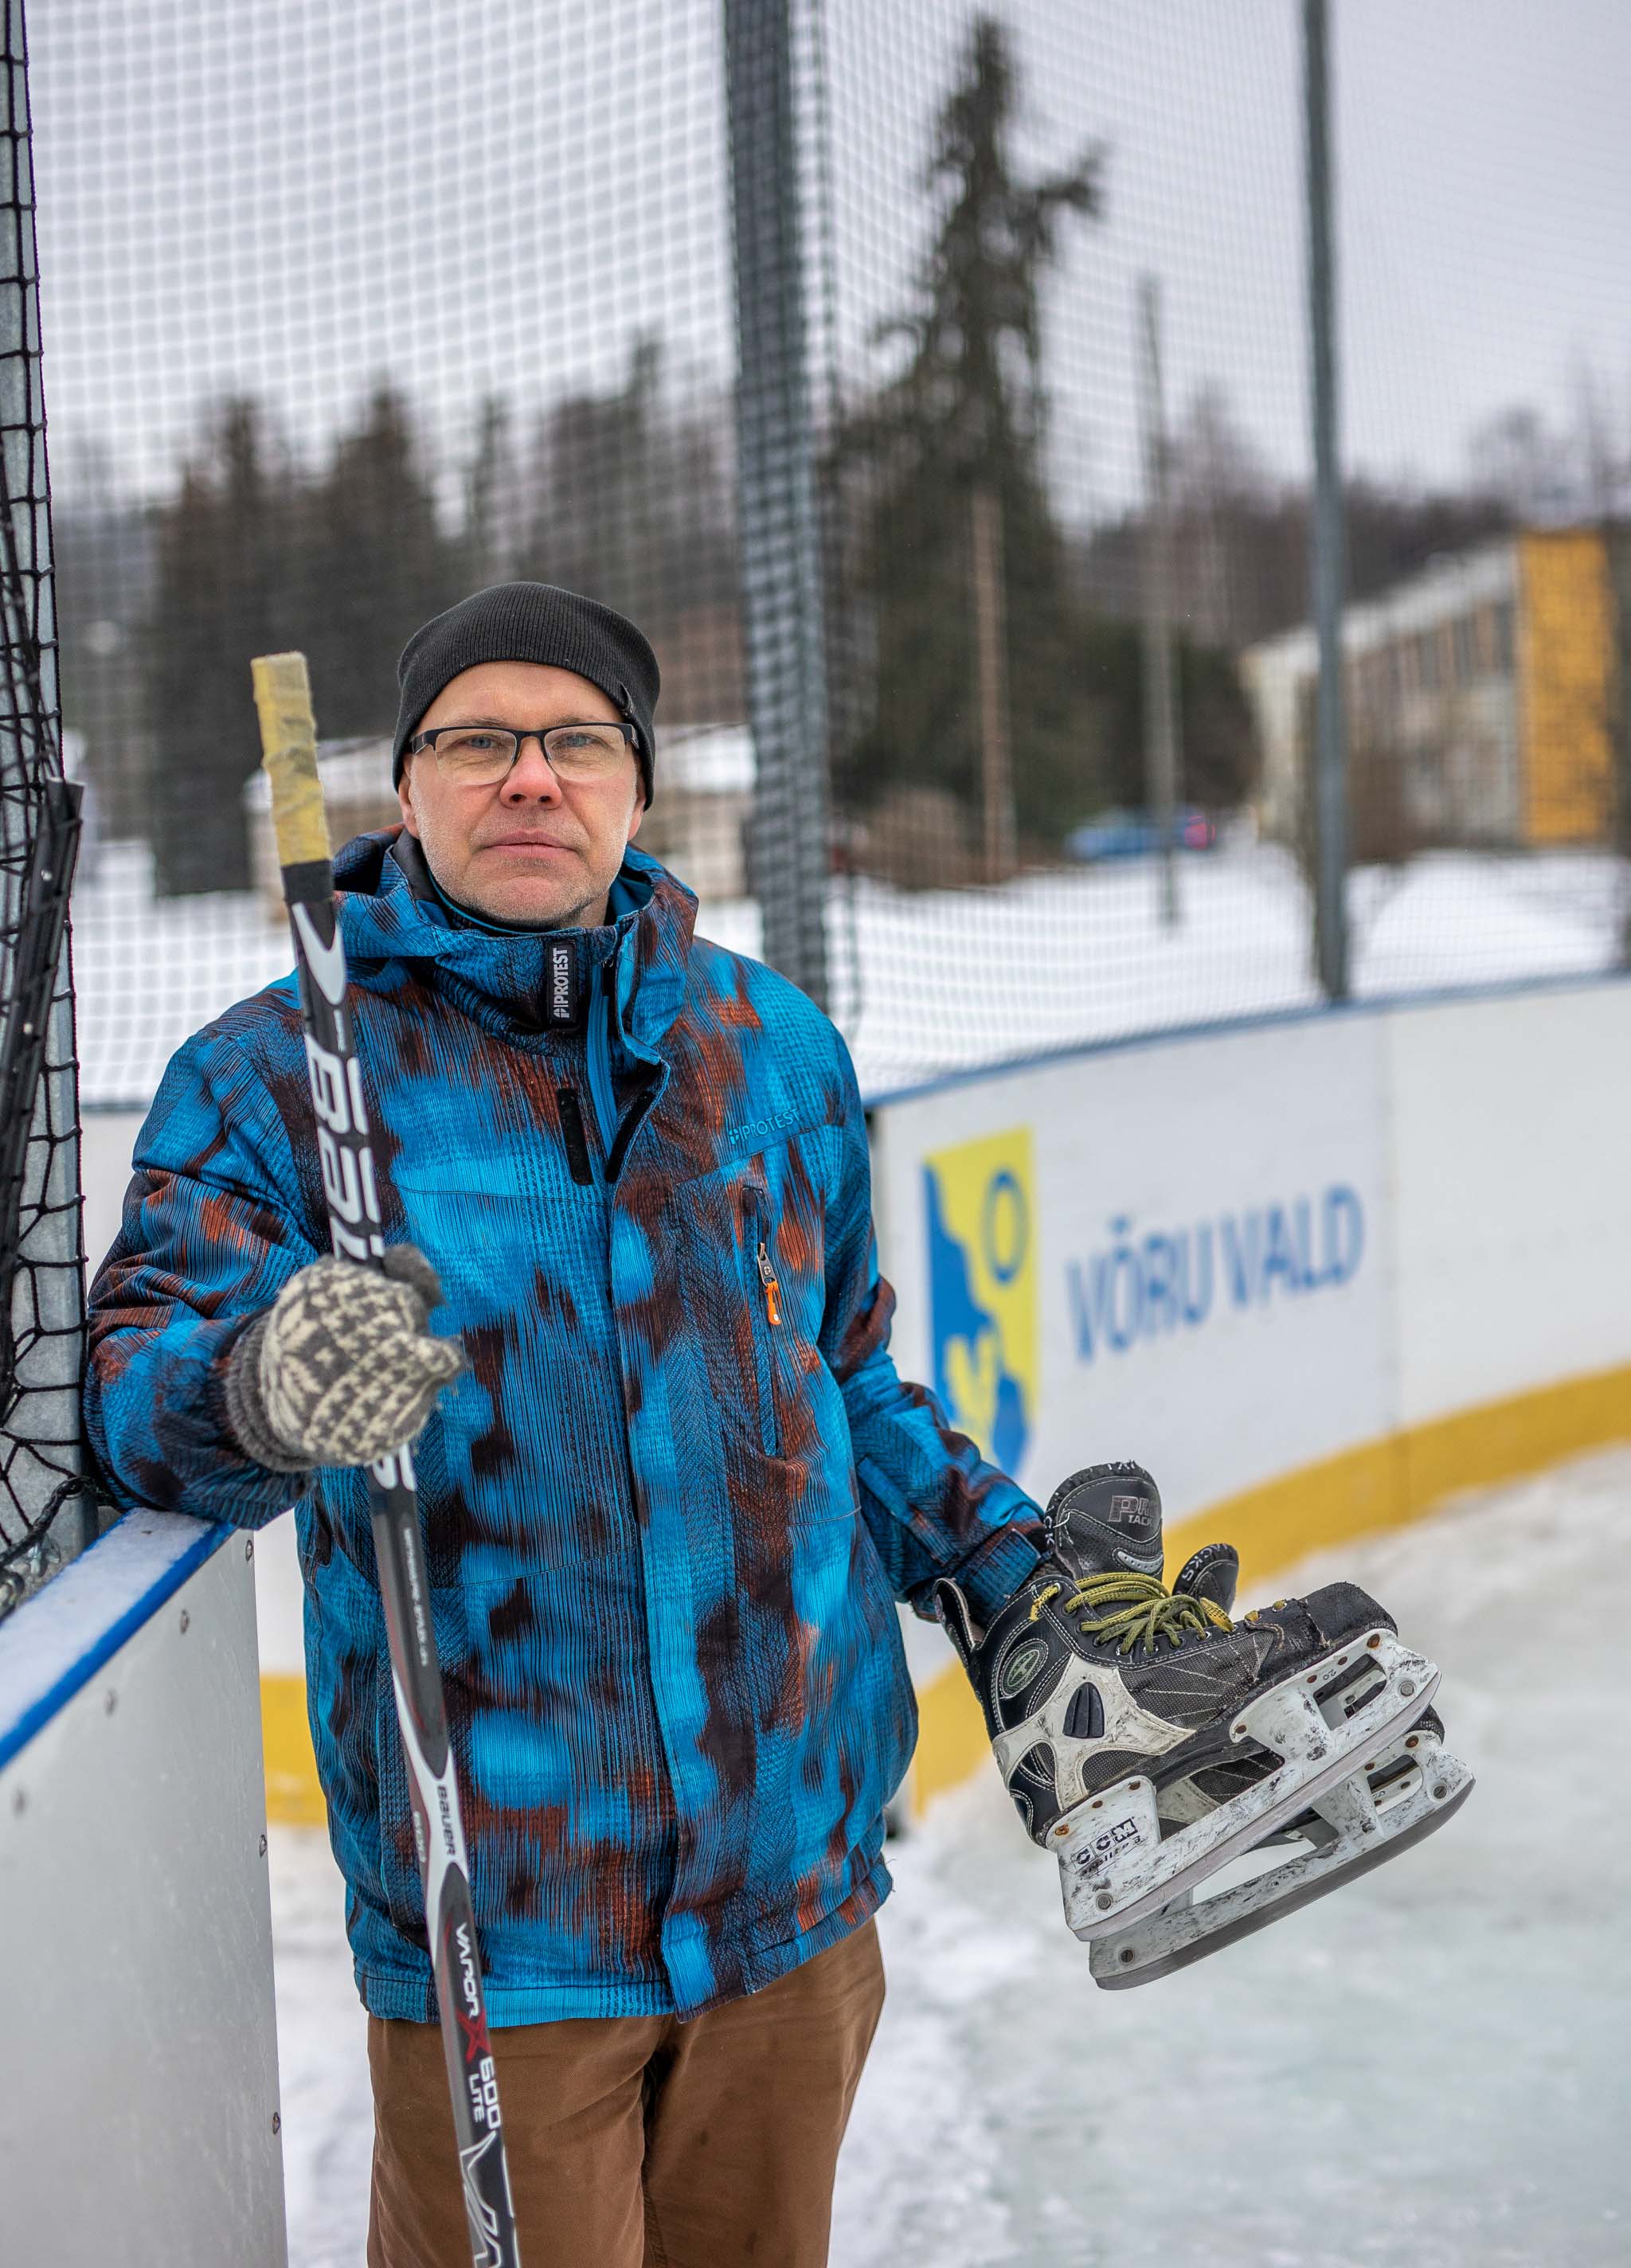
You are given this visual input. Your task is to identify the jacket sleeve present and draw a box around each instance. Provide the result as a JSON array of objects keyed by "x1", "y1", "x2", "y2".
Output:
[
  {"x1": 819, "y1": 1035, "x2": 1044, "y2": 1621},
  {"x1": 84, "y1": 1016, "x2": 323, "y2": 1529}
]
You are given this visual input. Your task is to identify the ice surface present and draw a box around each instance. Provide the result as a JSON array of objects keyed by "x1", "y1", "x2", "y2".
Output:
[
  {"x1": 272, "y1": 1448, "x2": 1631, "y2": 2266},
  {"x1": 72, "y1": 837, "x2": 1627, "y2": 1108}
]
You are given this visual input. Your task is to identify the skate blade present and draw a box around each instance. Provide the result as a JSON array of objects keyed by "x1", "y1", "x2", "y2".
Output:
[
  {"x1": 1089, "y1": 1746, "x2": 1475, "y2": 1988},
  {"x1": 1052, "y1": 1627, "x2": 1440, "y2": 1943}
]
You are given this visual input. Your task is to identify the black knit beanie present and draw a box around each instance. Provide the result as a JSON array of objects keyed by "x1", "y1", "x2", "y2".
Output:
[{"x1": 393, "y1": 582, "x2": 659, "y2": 804}]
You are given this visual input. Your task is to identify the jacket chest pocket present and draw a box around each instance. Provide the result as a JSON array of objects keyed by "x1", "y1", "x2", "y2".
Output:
[
  {"x1": 741, "y1": 1182, "x2": 782, "y2": 1457},
  {"x1": 676, "y1": 1156, "x2": 822, "y2": 1466}
]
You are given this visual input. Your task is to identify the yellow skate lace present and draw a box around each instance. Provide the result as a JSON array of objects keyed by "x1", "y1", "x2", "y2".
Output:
[{"x1": 1029, "y1": 1572, "x2": 1233, "y2": 1654}]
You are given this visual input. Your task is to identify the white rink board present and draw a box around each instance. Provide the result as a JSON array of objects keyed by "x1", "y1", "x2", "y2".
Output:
[
  {"x1": 869, "y1": 977, "x2": 1631, "y2": 1530},
  {"x1": 1385, "y1": 983, "x2": 1631, "y2": 1423},
  {"x1": 0, "y1": 1516, "x2": 287, "y2": 2266},
  {"x1": 871, "y1": 1013, "x2": 1392, "y2": 1524}
]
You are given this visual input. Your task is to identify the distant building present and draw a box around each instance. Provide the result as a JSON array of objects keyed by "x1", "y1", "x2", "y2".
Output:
[
  {"x1": 1242, "y1": 527, "x2": 1628, "y2": 855},
  {"x1": 243, "y1": 722, "x2": 757, "y2": 920}
]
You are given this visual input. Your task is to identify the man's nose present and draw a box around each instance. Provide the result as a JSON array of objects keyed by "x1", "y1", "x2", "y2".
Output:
[{"x1": 499, "y1": 736, "x2": 564, "y2": 801}]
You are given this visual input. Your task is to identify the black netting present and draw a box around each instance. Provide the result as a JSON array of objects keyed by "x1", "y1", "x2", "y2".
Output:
[
  {"x1": 0, "y1": 2, "x2": 1620, "y2": 1564},
  {"x1": 0, "y1": 0, "x2": 94, "y2": 1605}
]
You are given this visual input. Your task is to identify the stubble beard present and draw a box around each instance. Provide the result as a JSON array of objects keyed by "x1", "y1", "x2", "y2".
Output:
[{"x1": 410, "y1": 816, "x2": 604, "y2": 929}]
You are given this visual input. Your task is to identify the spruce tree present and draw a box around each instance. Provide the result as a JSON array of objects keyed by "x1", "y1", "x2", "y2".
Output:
[
  {"x1": 293, "y1": 383, "x2": 463, "y2": 741},
  {"x1": 144, "y1": 397, "x2": 290, "y2": 894},
  {"x1": 838, "y1": 16, "x2": 1103, "y2": 855}
]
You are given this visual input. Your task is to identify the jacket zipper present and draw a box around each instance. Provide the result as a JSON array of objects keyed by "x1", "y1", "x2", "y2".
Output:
[
  {"x1": 747, "y1": 1216, "x2": 781, "y2": 1456},
  {"x1": 584, "y1": 961, "x2": 620, "y2": 1158},
  {"x1": 585, "y1": 957, "x2": 652, "y2": 1185}
]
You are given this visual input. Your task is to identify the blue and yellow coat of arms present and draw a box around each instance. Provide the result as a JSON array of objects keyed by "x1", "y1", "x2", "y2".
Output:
[{"x1": 921, "y1": 1128, "x2": 1037, "y2": 1479}]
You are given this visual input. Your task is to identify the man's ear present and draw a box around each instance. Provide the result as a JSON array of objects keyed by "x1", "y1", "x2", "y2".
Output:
[
  {"x1": 626, "y1": 785, "x2": 645, "y2": 843},
  {"x1": 397, "y1": 767, "x2": 420, "y2": 839}
]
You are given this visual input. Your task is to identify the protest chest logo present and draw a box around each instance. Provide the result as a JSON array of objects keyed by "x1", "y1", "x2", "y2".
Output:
[{"x1": 921, "y1": 1128, "x2": 1037, "y2": 1477}]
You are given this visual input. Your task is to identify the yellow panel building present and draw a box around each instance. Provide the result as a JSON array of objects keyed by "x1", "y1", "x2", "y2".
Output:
[{"x1": 1243, "y1": 526, "x2": 1625, "y2": 854}]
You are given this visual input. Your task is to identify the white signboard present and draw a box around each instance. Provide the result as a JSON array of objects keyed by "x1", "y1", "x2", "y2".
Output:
[{"x1": 872, "y1": 1015, "x2": 1390, "y2": 1526}]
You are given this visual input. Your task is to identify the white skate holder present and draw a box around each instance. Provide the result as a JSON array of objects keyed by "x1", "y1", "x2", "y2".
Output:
[
  {"x1": 1050, "y1": 1627, "x2": 1441, "y2": 1944},
  {"x1": 1087, "y1": 1723, "x2": 1475, "y2": 1988}
]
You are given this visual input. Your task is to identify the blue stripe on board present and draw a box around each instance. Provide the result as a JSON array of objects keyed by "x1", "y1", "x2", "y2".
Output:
[{"x1": 0, "y1": 1514, "x2": 233, "y2": 1773}]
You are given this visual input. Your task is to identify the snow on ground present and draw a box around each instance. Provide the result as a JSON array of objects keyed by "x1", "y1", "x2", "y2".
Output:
[
  {"x1": 271, "y1": 1445, "x2": 1630, "y2": 2267},
  {"x1": 72, "y1": 838, "x2": 1628, "y2": 1108}
]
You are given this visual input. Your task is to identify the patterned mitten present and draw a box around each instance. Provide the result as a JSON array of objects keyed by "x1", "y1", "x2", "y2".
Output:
[{"x1": 224, "y1": 1245, "x2": 463, "y2": 1473}]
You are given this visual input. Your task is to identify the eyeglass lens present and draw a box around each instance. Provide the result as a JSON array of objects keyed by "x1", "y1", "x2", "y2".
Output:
[{"x1": 430, "y1": 725, "x2": 630, "y2": 784}]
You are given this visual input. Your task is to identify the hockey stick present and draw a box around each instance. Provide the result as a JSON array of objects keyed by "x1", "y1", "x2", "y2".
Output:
[{"x1": 252, "y1": 653, "x2": 521, "y2": 2268}]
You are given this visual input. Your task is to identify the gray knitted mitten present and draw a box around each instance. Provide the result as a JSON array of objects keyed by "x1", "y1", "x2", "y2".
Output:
[{"x1": 224, "y1": 1245, "x2": 463, "y2": 1473}]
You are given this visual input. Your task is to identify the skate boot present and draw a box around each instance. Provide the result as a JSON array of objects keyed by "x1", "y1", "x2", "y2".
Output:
[
  {"x1": 1123, "y1": 1544, "x2": 1473, "y2": 1987},
  {"x1": 935, "y1": 1464, "x2": 1470, "y2": 1981}
]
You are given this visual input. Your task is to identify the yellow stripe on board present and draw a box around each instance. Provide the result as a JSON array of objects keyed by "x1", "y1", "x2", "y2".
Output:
[
  {"x1": 903, "y1": 1358, "x2": 1631, "y2": 1818},
  {"x1": 261, "y1": 1361, "x2": 1631, "y2": 1826}
]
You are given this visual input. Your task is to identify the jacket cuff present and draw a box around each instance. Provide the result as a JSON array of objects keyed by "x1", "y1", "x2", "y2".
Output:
[
  {"x1": 219, "y1": 1312, "x2": 314, "y2": 1477},
  {"x1": 944, "y1": 1519, "x2": 1045, "y2": 1624}
]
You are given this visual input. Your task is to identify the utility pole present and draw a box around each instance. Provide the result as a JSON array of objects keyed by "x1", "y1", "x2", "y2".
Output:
[
  {"x1": 1304, "y1": 0, "x2": 1349, "y2": 999},
  {"x1": 1136, "y1": 274, "x2": 1181, "y2": 928},
  {"x1": 969, "y1": 482, "x2": 1016, "y2": 885},
  {"x1": 725, "y1": 0, "x2": 831, "y2": 1008}
]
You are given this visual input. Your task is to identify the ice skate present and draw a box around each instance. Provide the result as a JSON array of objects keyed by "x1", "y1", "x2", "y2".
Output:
[
  {"x1": 1089, "y1": 1700, "x2": 1473, "y2": 1986},
  {"x1": 1093, "y1": 1532, "x2": 1474, "y2": 1985},
  {"x1": 935, "y1": 1463, "x2": 1471, "y2": 1982}
]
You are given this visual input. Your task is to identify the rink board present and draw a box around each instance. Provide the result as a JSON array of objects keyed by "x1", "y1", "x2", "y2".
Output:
[
  {"x1": 870, "y1": 976, "x2": 1631, "y2": 1809},
  {"x1": 78, "y1": 973, "x2": 1631, "y2": 1823},
  {"x1": 0, "y1": 1514, "x2": 287, "y2": 2263}
]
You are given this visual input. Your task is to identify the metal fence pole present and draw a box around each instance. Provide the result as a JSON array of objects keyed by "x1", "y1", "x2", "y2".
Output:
[
  {"x1": 725, "y1": 0, "x2": 831, "y2": 1010},
  {"x1": 1304, "y1": 0, "x2": 1348, "y2": 1000},
  {"x1": 1136, "y1": 275, "x2": 1181, "y2": 929}
]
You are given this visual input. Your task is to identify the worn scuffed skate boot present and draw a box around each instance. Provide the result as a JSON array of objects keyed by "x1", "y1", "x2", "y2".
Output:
[{"x1": 935, "y1": 1463, "x2": 1457, "y2": 1965}]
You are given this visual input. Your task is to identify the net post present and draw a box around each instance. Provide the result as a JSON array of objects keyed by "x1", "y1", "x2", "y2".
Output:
[
  {"x1": 0, "y1": 0, "x2": 91, "y2": 1592},
  {"x1": 1136, "y1": 273, "x2": 1181, "y2": 931},
  {"x1": 725, "y1": 0, "x2": 831, "y2": 1011}
]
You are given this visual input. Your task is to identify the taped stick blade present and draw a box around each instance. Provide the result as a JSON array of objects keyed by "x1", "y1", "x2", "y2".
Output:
[{"x1": 251, "y1": 650, "x2": 330, "y2": 873}]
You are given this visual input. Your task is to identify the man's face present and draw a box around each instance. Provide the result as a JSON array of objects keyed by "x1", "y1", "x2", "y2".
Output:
[{"x1": 398, "y1": 659, "x2": 645, "y2": 928}]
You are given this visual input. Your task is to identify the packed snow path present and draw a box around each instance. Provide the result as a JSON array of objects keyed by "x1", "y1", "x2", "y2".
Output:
[{"x1": 272, "y1": 1448, "x2": 1629, "y2": 2266}]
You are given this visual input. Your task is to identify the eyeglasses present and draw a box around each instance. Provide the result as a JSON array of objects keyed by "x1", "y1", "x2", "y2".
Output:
[{"x1": 405, "y1": 720, "x2": 639, "y2": 786}]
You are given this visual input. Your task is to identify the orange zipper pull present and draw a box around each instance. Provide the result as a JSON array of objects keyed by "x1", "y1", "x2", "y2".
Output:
[{"x1": 756, "y1": 1240, "x2": 782, "y2": 1326}]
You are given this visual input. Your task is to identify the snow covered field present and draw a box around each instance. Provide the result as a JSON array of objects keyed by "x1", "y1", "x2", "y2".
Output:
[
  {"x1": 270, "y1": 1446, "x2": 1630, "y2": 2267},
  {"x1": 72, "y1": 837, "x2": 1628, "y2": 1107}
]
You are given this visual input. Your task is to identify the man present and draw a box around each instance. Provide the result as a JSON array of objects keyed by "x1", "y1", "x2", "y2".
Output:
[{"x1": 85, "y1": 582, "x2": 1048, "y2": 2266}]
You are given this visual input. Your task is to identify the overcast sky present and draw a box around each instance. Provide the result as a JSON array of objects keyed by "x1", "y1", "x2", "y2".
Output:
[{"x1": 27, "y1": 0, "x2": 1631, "y2": 517}]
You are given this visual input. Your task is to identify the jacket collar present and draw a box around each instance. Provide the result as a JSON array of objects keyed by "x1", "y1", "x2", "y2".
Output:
[{"x1": 331, "y1": 825, "x2": 696, "y2": 1057}]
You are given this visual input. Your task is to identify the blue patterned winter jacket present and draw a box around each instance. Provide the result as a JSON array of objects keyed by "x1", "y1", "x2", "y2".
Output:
[{"x1": 84, "y1": 832, "x2": 1043, "y2": 2024}]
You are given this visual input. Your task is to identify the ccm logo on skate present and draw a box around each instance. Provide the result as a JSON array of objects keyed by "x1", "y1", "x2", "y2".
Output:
[{"x1": 1072, "y1": 1816, "x2": 1144, "y2": 1875}]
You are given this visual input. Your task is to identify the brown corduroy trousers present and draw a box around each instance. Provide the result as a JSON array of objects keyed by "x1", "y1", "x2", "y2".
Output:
[{"x1": 366, "y1": 1919, "x2": 886, "y2": 2268}]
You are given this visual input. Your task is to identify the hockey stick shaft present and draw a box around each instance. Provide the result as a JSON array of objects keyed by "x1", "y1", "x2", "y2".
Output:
[{"x1": 252, "y1": 654, "x2": 521, "y2": 2268}]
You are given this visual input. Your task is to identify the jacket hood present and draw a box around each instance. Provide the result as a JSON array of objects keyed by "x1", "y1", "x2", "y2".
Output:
[{"x1": 330, "y1": 825, "x2": 697, "y2": 1057}]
